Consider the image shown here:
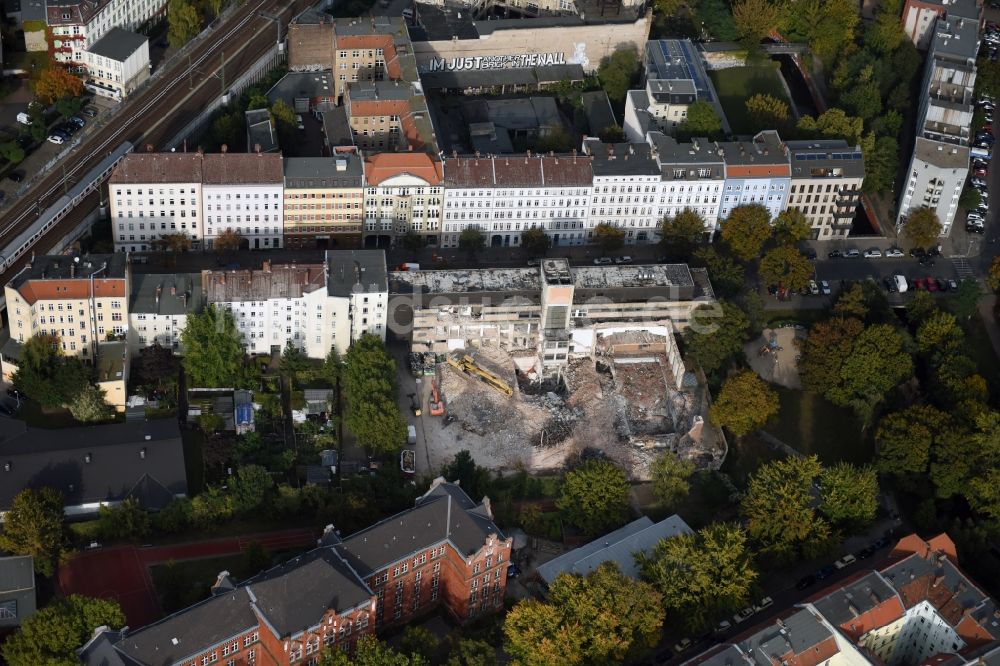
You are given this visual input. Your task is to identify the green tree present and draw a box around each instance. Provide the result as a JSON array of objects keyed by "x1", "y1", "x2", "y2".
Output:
[
  {"x1": 960, "y1": 186, "x2": 983, "y2": 211},
  {"x1": 97, "y1": 498, "x2": 151, "y2": 541},
  {"x1": 866, "y1": 7, "x2": 906, "y2": 54},
  {"x1": 0, "y1": 141, "x2": 25, "y2": 164},
  {"x1": 279, "y1": 341, "x2": 309, "y2": 384},
  {"x1": 208, "y1": 112, "x2": 242, "y2": 151},
  {"x1": 230, "y1": 465, "x2": 272, "y2": 513},
  {"x1": 743, "y1": 456, "x2": 831, "y2": 560},
  {"x1": 759, "y1": 246, "x2": 812, "y2": 292},
  {"x1": 54, "y1": 96, "x2": 83, "y2": 119},
  {"x1": 214, "y1": 229, "x2": 244, "y2": 252},
  {"x1": 593, "y1": 223, "x2": 626, "y2": 254},
  {"x1": 33, "y1": 65, "x2": 84, "y2": 105},
  {"x1": 68, "y1": 384, "x2": 112, "y2": 423},
  {"x1": 709, "y1": 369, "x2": 779, "y2": 436},
  {"x1": 649, "y1": 453, "x2": 695, "y2": 507},
  {"x1": 12, "y1": 334, "x2": 90, "y2": 407},
  {"x1": 875, "y1": 405, "x2": 946, "y2": 476},
  {"x1": 833, "y1": 283, "x2": 869, "y2": 319},
  {"x1": 557, "y1": 460, "x2": 630, "y2": 536},
  {"x1": 906, "y1": 290, "x2": 939, "y2": 326},
  {"x1": 796, "y1": 108, "x2": 864, "y2": 145},
  {"x1": 400, "y1": 231, "x2": 425, "y2": 251},
  {"x1": 636, "y1": 523, "x2": 757, "y2": 632},
  {"x1": 401, "y1": 626, "x2": 439, "y2": 661},
  {"x1": 782, "y1": 0, "x2": 859, "y2": 62},
  {"x1": 322, "y1": 346, "x2": 342, "y2": 388},
  {"x1": 343, "y1": 334, "x2": 406, "y2": 454},
  {"x1": 826, "y1": 323, "x2": 914, "y2": 422},
  {"x1": 953, "y1": 279, "x2": 984, "y2": 320},
  {"x1": 901, "y1": 206, "x2": 942, "y2": 249},
  {"x1": 180, "y1": 305, "x2": 245, "y2": 388},
  {"x1": 191, "y1": 486, "x2": 234, "y2": 527},
  {"x1": 442, "y1": 450, "x2": 492, "y2": 501},
  {"x1": 0, "y1": 488, "x2": 66, "y2": 576},
  {"x1": 521, "y1": 227, "x2": 551, "y2": 256},
  {"x1": 732, "y1": 0, "x2": 780, "y2": 47},
  {"x1": 319, "y1": 636, "x2": 428, "y2": 666},
  {"x1": 745, "y1": 93, "x2": 790, "y2": 131},
  {"x1": 246, "y1": 89, "x2": 269, "y2": 111},
  {"x1": 691, "y1": 247, "x2": 745, "y2": 297},
  {"x1": 800, "y1": 316, "x2": 864, "y2": 394},
  {"x1": 167, "y1": 0, "x2": 201, "y2": 47},
  {"x1": 1, "y1": 595, "x2": 125, "y2": 666},
  {"x1": 862, "y1": 135, "x2": 898, "y2": 194},
  {"x1": 459, "y1": 227, "x2": 486, "y2": 257},
  {"x1": 916, "y1": 310, "x2": 962, "y2": 356},
  {"x1": 660, "y1": 209, "x2": 706, "y2": 261},
  {"x1": 597, "y1": 48, "x2": 640, "y2": 106},
  {"x1": 504, "y1": 563, "x2": 664, "y2": 666},
  {"x1": 676, "y1": 100, "x2": 723, "y2": 141},
  {"x1": 684, "y1": 301, "x2": 751, "y2": 374},
  {"x1": 772, "y1": 209, "x2": 812, "y2": 245},
  {"x1": 819, "y1": 463, "x2": 879, "y2": 528},
  {"x1": 270, "y1": 98, "x2": 298, "y2": 133},
  {"x1": 720, "y1": 204, "x2": 772, "y2": 262},
  {"x1": 446, "y1": 639, "x2": 497, "y2": 666}
]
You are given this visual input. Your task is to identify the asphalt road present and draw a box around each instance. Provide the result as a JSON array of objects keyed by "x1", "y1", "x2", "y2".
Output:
[{"x1": 0, "y1": 0, "x2": 310, "y2": 286}]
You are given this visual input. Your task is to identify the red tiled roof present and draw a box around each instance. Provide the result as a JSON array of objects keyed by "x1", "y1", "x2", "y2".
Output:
[
  {"x1": 364, "y1": 153, "x2": 443, "y2": 186},
  {"x1": 17, "y1": 279, "x2": 126, "y2": 305}
]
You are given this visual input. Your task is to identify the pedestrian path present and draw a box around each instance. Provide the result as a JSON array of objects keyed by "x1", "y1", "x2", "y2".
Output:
[{"x1": 953, "y1": 258, "x2": 976, "y2": 279}]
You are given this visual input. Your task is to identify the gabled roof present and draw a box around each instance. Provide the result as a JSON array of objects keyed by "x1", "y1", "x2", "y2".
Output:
[
  {"x1": 335, "y1": 479, "x2": 505, "y2": 577},
  {"x1": 246, "y1": 548, "x2": 372, "y2": 636}
]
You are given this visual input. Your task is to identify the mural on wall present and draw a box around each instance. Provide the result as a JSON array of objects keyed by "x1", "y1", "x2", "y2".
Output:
[
  {"x1": 424, "y1": 51, "x2": 573, "y2": 72},
  {"x1": 568, "y1": 43, "x2": 589, "y2": 69}
]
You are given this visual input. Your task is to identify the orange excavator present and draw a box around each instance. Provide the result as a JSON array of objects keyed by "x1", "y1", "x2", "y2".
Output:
[{"x1": 429, "y1": 379, "x2": 445, "y2": 416}]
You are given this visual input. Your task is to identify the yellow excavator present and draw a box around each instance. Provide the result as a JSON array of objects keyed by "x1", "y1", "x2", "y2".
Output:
[{"x1": 447, "y1": 354, "x2": 513, "y2": 397}]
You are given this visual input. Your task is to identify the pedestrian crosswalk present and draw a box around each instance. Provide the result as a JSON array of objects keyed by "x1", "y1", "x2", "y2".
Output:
[{"x1": 952, "y1": 258, "x2": 976, "y2": 279}]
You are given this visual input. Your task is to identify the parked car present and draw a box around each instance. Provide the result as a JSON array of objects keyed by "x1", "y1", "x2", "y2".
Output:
[
  {"x1": 802, "y1": 247, "x2": 817, "y2": 260},
  {"x1": 863, "y1": 248, "x2": 882, "y2": 258},
  {"x1": 506, "y1": 563, "x2": 522, "y2": 579},
  {"x1": 828, "y1": 249, "x2": 844, "y2": 259},
  {"x1": 614, "y1": 256, "x2": 633, "y2": 264},
  {"x1": 815, "y1": 565, "x2": 836, "y2": 580},
  {"x1": 593, "y1": 257, "x2": 613, "y2": 265},
  {"x1": 873, "y1": 536, "x2": 890, "y2": 549},
  {"x1": 715, "y1": 619, "x2": 732, "y2": 632},
  {"x1": 884, "y1": 276, "x2": 898, "y2": 293},
  {"x1": 845, "y1": 248, "x2": 861, "y2": 258},
  {"x1": 795, "y1": 575, "x2": 817, "y2": 589},
  {"x1": 47, "y1": 134, "x2": 65, "y2": 145},
  {"x1": 949, "y1": 279, "x2": 959, "y2": 290},
  {"x1": 808, "y1": 279, "x2": 819, "y2": 295},
  {"x1": 972, "y1": 177, "x2": 988, "y2": 188},
  {"x1": 834, "y1": 554, "x2": 857, "y2": 569},
  {"x1": 753, "y1": 597, "x2": 774, "y2": 612},
  {"x1": 69, "y1": 116, "x2": 85, "y2": 128},
  {"x1": 885, "y1": 247, "x2": 904, "y2": 258},
  {"x1": 926, "y1": 278, "x2": 939, "y2": 292},
  {"x1": 673, "y1": 638, "x2": 693, "y2": 653},
  {"x1": 820, "y1": 280, "x2": 831, "y2": 295},
  {"x1": 857, "y1": 546, "x2": 876, "y2": 559},
  {"x1": 296, "y1": 114, "x2": 305, "y2": 130},
  {"x1": 81, "y1": 107, "x2": 98, "y2": 118},
  {"x1": 6, "y1": 170, "x2": 24, "y2": 183},
  {"x1": 733, "y1": 607, "x2": 755, "y2": 624}
]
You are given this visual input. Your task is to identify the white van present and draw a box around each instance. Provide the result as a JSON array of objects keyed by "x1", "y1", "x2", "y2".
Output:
[
  {"x1": 16, "y1": 112, "x2": 31, "y2": 125},
  {"x1": 407, "y1": 425, "x2": 417, "y2": 445},
  {"x1": 894, "y1": 274, "x2": 908, "y2": 293}
]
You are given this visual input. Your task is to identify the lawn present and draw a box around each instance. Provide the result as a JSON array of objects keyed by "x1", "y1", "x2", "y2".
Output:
[
  {"x1": 708, "y1": 62, "x2": 794, "y2": 136},
  {"x1": 765, "y1": 387, "x2": 874, "y2": 465},
  {"x1": 720, "y1": 432, "x2": 786, "y2": 488}
]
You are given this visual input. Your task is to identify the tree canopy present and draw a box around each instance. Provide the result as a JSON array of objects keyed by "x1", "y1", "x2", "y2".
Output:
[
  {"x1": 649, "y1": 453, "x2": 695, "y2": 507},
  {"x1": 319, "y1": 636, "x2": 427, "y2": 666},
  {"x1": 596, "y1": 49, "x2": 640, "y2": 106},
  {"x1": 902, "y1": 207, "x2": 942, "y2": 249},
  {"x1": 684, "y1": 301, "x2": 751, "y2": 375},
  {"x1": 459, "y1": 228, "x2": 486, "y2": 256},
  {"x1": 720, "y1": 205, "x2": 772, "y2": 262},
  {"x1": 772, "y1": 209, "x2": 812, "y2": 245},
  {"x1": 2, "y1": 595, "x2": 125, "y2": 666},
  {"x1": 799, "y1": 316, "x2": 865, "y2": 395},
  {"x1": 819, "y1": 463, "x2": 879, "y2": 528},
  {"x1": 709, "y1": 369, "x2": 779, "y2": 437},
  {"x1": 825, "y1": 323, "x2": 913, "y2": 422},
  {"x1": 521, "y1": 227, "x2": 551, "y2": 257},
  {"x1": 180, "y1": 305, "x2": 245, "y2": 388},
  {"x1": 343, "y1": 334, "x2": 406, "y2": 454},
  {"x1": 875, "y1": 404, "x2": 946, "y2": 477},
  {"x1": 12, "y1": 334, "x2": 90, "y2": 407},
  {"x1": 660, "y1": 209, "x2": 707, "y2": 261},
  {"x1": 34, "y1": 65, "x2": 83, "y2": 105},
  {"x1": 732, "y1": 0, "x2": 780, "y2": 47},
  {"x1": 230, "y1": 465, "x2": 273, "y2": 514},
  {"x1": 759, "y1": 246, "x2": 812, "y2": 292},
  {"x1": 504, "y1": 563, "x2": 664, "y2": 666},
  {"x1": 167, "y1": 0, "x2": 201, "y2": 47},
  {"x1": 68, "y1": 385, "x2": 113, "y2": 423},
  {"x1": 637, "y1": 523, "x2": 757, "y2": 631},
  {"x1": 745, "y1": 94, "x2": 790, "y2": 132},
  {"x1": 676, "y1": 101, "x2": 723, "y2": 141},
  {"x1": 557, "y1": 460, "x2": 630, "y2": 536},
  {"x1": 593, "y1": 224, "x2": 626, "y2": 254},
  {"x1": 0, "y1": 487, "x2": 66, "y2": 576}
]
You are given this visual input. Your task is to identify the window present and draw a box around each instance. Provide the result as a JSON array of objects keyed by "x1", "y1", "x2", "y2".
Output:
[{"x1": 0, "y1": 600, "x2": 15, "y2": 619}]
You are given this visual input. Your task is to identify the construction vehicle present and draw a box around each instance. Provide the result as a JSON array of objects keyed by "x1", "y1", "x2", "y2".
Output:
[
  {"x1": 408, "y1": 392, "x2": 421, "y2": 417},
  {"x1": 447, "y1": 355, "x2": 513, "y2": 397},
  {"x1": 429, "y1": 379, "x2": 445, "y2": 416}
]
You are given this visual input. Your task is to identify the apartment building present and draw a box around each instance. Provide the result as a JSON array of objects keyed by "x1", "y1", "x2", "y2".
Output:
[
  {"x1": 717, "y1": 130, "x2": 791, "y2": 221},
  {"x1": 202, "y1": 152, "x2": 285, "y2": 250},
  {"x1": 684, "y1": 533, "x2": 1000, "y2": 666},
  {"x1": 81, "y1": 479, "x2": 511, "y2": 666},
  {"x1": 127, "y1": 273, "x2": 202, "y2": 355},
  {"x1": 39, "y1": 0, "x2": 166, "y2": 69},
  {"x1": 584, "y1": 141, "x2": 663, "y2": 244},
  {"x1": 901, "y1": 0, "x2": 978, "y2": 49},
  {"x1": 441, "y1": 153, "x2": 594, "y2": 249},
  {"x1": 623, "y1": 40, "x2": 728, "y2": 142},
  {"x1": 363, "y1": 153, "x2": 444, "y2": 246},
  {"x1": 897, "y1": 4, "x2": 979, "y2": 237},
  {"x1": 3, "y1": 254, "x2": 129, "y2": 361},
  {"x1": 343, "y1": 80, "x2": 435, "y2": 152},
  {"x1": 785, "y1": 140, "x2": 865, "y2": 239},
  {"x1": 81, "y1": 28, "x2": 149, "y2": 100},
  {"x1": 390, "y1": 258, "x2": 715, "y2": 369},
  {"x1": 330, "y1": 16, "x2": 411, "y2": 101},
  {"x1": 201, "y1": 251, "x2": 387, "y2": 358},
  {"x1": 648, "y1": 132, "x2": 726, "y2": 236},
  {"x1": 283, "y1": 155, "x2": 365, "y2": 250},
  {"x1": 109, "y1": 153, "x2": 204, "y2": 253}
]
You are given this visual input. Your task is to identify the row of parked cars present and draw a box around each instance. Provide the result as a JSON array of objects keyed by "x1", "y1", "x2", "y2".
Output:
[
  {"x1": 968, "y1": 89, "x2": 994, "y2": 234},
  {"x1": 47, "y1": 115, "x2": 87, "y2": 145},
  {"x1": 827, "y1": 247, "x2": 905, "y2": 259},
  {"x1": 795, "y1": 536, "x2": 891, "y2": 590}
]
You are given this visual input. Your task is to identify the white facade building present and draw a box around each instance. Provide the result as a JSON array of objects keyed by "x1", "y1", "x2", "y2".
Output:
[
  {"x1": 717, "y1": 131, "x2": 791, "y2": 221},
  {"x1": 441, "y1": 154, "x2": 594, "y2": 249},
  {"x1": 109, "y1": 154, "x2": 204, "y2": 253},
  {"x1": 45, "y1": 0, "x2": 167, "y2": 68},
  {"x1": 201, "y1": 251, "x2": 387, "y2": 358},
  {"x1": 128, "y1": 273, "x2": 202, "y2": 355},
  {"x1": 202, "y1": 153, "x2": 284, "y2": 250},
  {"x1": 82, "y1": 28, "x2": 149, "y2": 100},
  {"x1": 648, "y1": 133, "x2": 725, "y2": 236},
  {"x1": 363, "y1": 153, "x2": 444, "y2": 247},
  {"x1": 584, "y1": 141, "x2": 663, "y2": 245}
]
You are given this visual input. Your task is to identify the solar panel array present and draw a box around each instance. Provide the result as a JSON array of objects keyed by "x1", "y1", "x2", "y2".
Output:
[{"x1": 794, "y1": 152, "x2": 863, "y2": 161}]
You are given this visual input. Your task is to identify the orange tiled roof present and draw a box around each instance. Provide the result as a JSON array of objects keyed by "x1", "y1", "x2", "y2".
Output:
[{"x1": 364, "y1": 153, "x2": 443, "y2": 186}]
